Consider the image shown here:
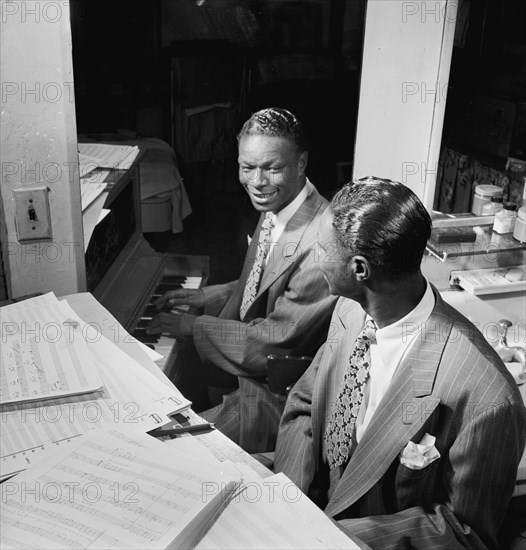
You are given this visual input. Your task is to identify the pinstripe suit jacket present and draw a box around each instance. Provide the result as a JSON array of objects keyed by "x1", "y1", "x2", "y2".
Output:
[
  {"x1": 275, "y1": 291, "x2": 526, "y2": 550},
  {"x1": 194, "y1": 184, "x2": 338, "y2": 451}
]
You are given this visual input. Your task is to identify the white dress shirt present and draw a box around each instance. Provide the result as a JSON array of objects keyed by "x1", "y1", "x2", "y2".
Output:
[{"x1": 355, "y1": 280, "x2": 435, "y2": 442}]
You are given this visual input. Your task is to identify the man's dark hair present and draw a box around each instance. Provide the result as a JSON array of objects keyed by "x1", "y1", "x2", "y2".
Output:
[
  {"x1": 330, "y1": 176, "x2": 432, "y2": 280},
  {"x1": 238, "y1": 107, "x2": 308, "y2": 152}
]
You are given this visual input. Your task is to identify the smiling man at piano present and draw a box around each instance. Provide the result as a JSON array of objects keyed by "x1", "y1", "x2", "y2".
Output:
[{"x1": 148, "y1": 107, "x2": 338, "y2": 452}]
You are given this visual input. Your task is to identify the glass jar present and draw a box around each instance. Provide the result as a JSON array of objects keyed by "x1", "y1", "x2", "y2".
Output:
[
  {"x1": 493, "y1": 202, "x2": 517, "y2": 234},
  {"x1": 472, "y1": 184, "x2": 503, "y2": 215},
  {"x1": 481, "y1": 196, "x2": 503, "y2": 216}
]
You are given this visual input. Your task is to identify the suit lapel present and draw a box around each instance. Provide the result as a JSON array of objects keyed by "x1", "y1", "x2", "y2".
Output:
[
  {"x1": 247, "y1": 188, "x2": 324, "y2": 311},
  {"x1": 325, "y1": 289, "x2": 451, "y2": 518}
]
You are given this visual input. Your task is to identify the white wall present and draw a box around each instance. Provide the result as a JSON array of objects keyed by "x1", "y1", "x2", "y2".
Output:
[
  {"x1": 0, "y1": 0, "x2": 86, "y2": 297},
  {"x1": 353, "y1": 0, "x2": 457, "y2": 209}
]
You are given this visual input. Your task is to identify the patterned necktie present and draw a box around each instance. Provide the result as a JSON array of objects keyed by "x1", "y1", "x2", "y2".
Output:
[
  {"x1": 324, "y1": 319, "x2": 377, "y2": 469},
  {"x1": 240, "y1": 213, "x2": 275, "y2": 321}
]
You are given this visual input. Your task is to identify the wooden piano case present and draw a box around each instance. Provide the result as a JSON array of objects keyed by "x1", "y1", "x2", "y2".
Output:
[{"x1": 84, "y1": 147, "x2": 208, "y2": 374}]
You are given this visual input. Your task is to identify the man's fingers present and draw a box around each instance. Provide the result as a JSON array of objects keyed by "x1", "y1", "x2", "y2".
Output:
[
  {"x1": 154, "y1": 290, "x2": 195, "y2": 310},
  {"x1": 152, "y1": 294, "x2": 171, "y2": 308},
  {"x1": 147, "y1": 314, "x2": 167, "y2": 334},
  {"x1": 146, "y1": 324, "x2": 161, "y2": 335},
  {"x1": 153, "y1": 291, "x2": 179, "y2": 309}
]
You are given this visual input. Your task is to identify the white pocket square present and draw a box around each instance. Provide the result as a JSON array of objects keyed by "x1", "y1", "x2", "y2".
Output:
[{"x1": 399, "y1": 433, "x2": 440, "y2": 470}]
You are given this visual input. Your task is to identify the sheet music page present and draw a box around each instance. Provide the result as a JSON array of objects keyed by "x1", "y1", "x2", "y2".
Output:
[
  {"x1": 78, "y1": 153, "x2": 103, "y2": 177},
  {"x1": 1, "y1": 299, "x2": 191, "y2": 479},
  {"x1": 78, "y1": 143, "x2": 140, "y2": 170},
  {"x1": 0, "y1": 301, "x2": 103, "y2": 405},
  {"x1": 97, "y1": 209, "x2": 111, "y2": 223},
  {"x1": 182, "y1": 410, "x2": 271, "y2": 480},
  {"x1": 0, "y1": 427, "x2": 241, "y2": 549},
  {"x1": 81, "y1": 168, "x2": 111, "y2": 183},
  {"x1": 0, "y1": 292, "x2": 59, "y2": 313},
  {"x1": 115, "y1": 146, "x2": 140, "y2": 170},
  {"x1": 80, "y1": 178, "x2": 107, "y2": 212},
  {"x1": 82, "y1": 191, "x2": 108, "y2": 251},
  {"x1": 197, "y1": 473, "x2": 360, "y2": 550}
]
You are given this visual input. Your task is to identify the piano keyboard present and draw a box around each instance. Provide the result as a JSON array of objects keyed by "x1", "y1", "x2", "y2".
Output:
[{"x1": 131, "y1": 274, "x2": 202, "y2": 372}]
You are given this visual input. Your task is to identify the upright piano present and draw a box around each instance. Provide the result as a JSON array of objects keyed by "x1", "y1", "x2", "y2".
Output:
[{"x1": 84, "y1": 147, "x2": 209, "y2": 375}]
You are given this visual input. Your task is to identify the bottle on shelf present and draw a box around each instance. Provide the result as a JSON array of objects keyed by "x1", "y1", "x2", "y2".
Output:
[
  {"x1": 512, "y1": 181, "x2": 526, "y2": 242},
  {"x1": 481, "y1": 196, "x2": 503, "y2": 216},
  {"x1": 513, "y1": 206, "x2": 526, "y2": 242},
  {"x1": 493, "y1": 202, "x2": 517, "y2": 234}
]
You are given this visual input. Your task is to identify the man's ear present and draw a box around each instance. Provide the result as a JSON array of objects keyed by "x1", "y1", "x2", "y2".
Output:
[
  {"x1": 350, "y1": 255, "x2": 371, "y2": 281},
  {"x1": 298, "y1": 151, "x2": 308, "y2": 176}
]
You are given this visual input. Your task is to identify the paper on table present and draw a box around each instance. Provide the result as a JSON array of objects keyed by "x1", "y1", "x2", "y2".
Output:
[
  {"x1": 81, "y1": 168, "x2": 111, "y2": 184},
  {"x1": 79, "y1": 143, "x2": 140, "y2": 170},
  {"x1": 80, "y1": 178, "x2": 107, "y2": 212},
  {"x1": 0, "y1": 299, "x2": 191, "y2": 479},
  {"x1": 0, "y1": 292, "x2": 59, "y2": 314},
  {"x1": 78, "y1": 152, "x2": 103, "y2": 177},
  {"x1": 82, "y1": 191, "x2": 108, "y2": 251},
  {"x1": 197, "y1": 472, "x2": 360, "y2": 550},
  {"x1": 0, "y1": 301, "x2": 104, "y2": 405},
  {"x1": 0, "y1": 426, "x2": 242, "y2": 550},
  {"x1": 179, "y1": 410, "x2": 271, "y2": 479},
  {"x1": 97, "y1": 208, "x2": 110, "y2": 223},
  {"x1": 164, "y1": 423, "x2": 266, "y2": 482},
  {"x1": 133, "y1": 337, "x2": 164, "y2": 362}
]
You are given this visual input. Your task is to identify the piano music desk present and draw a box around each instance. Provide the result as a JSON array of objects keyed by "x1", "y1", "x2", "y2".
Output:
[{"x1": 83, "y1": 145, "x2": 210, "y2": 386}]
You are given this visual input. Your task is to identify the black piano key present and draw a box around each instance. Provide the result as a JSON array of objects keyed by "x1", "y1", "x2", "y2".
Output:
[
  {"x1": 142, "y1": 305, "x2": 159, "y2": 317},
  {"x1": 161, "y1": 275, "x2": 187, "y2": 284}
]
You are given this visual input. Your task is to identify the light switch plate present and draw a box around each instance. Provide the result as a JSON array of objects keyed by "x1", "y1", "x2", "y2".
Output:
[{"x1": 13, "y1": 186, "x2": 52, "y2": 241}]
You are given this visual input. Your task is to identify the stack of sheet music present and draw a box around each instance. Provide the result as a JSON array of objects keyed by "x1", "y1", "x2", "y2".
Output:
[
  {"x1": 0, "y1": 293, "x2": 191, "y2": 481},
  {"x1": 78, "y1": 143, "x2": 140, "y2": 172},
  {"x1": 0, "y1": 424, "x2": 359, "y2": 549},
  {"x1": 0, "y1": 426, "x2": 244, "y2": 549},
  {"x1": 81, "y1": 173, "x2": 109, "y2": 252},
  {"x1": 78, "y1": 142, "x2": 139, "y2": 251}
]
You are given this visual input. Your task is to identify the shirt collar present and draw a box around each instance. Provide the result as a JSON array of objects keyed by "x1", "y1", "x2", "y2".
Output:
[
  {"x1": 270, "y1": 178, "x2": 313, "y2": 228},
  {"x1": 367, "y1": 279, "x2": 435, "y2": 368}
]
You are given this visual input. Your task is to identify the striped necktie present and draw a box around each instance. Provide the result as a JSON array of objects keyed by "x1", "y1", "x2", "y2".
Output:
[
  {"x1": 240, "y1": 213, "x2": 275, "y2": 321},
  {"x1": 324, "y1": 319, "x2": 377, "y2": 469}
]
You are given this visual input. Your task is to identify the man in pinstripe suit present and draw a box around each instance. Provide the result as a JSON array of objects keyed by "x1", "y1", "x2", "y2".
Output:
[
  {"x1": 274, "y1": 177, "x2": 526, "y2": 549},
  {"x1": 150, "y1": 108, "x2": 337, "y2": 452}
]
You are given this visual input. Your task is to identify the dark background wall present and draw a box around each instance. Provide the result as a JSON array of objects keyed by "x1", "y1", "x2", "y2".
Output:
[
  {"x1": 68, "y1": 0, "x2": 526, "y2": 206},
  {"x1": 70, "y1": 0, "x2": 365, "y2": 198}
]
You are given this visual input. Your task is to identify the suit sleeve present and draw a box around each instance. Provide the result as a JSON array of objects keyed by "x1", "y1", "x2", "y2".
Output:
[
  {"x1": 273, "y1": 344, "x2": 326, "y2": 493},
  {"x1": 337, "y1": 400, "x2": 526, "y2": 550},
  {"x1": 202, "y1": 281, "x2": 238, "y2": 317},
  {"x1": 192, "y1": 248, "x2": 336, "y2": 377}
]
